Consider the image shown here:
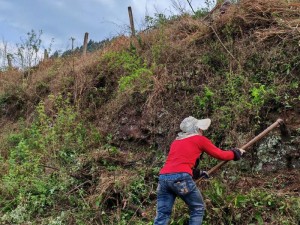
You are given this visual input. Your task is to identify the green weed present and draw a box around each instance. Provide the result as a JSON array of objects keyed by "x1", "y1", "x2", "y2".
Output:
[
  {"x1": 194, "y1": 86, "x2": 214, "y2": 114},
  {"x1": 100, "y1": 50, "x2": 154, "y2": 93},
  {"x1": 202, "y1": 179, "x2": 300, "y2": 225},
  {"x1": 145, "y1": 13, "x2": 169, "y2": 29},
  {"x1": 0, "y1": 94, "x2": 101, "y2": 224}
]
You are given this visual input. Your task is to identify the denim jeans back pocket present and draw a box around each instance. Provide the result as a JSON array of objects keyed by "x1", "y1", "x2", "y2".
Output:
[{"x1": 173, "y1": 180, "x2": 190, "y2": 195}]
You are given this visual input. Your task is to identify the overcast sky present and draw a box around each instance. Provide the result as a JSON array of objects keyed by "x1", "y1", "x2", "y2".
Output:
[{"x1": 0, "y1": 0, "x2": 213, "y2": 54}]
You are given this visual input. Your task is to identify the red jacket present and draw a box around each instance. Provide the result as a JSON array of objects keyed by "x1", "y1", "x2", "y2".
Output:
[{"x1": 160, "y1": 135, "x2": 234, "y2": 175}]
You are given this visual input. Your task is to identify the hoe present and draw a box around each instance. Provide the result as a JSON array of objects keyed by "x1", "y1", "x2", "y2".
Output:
[{"x1": 196, "y1": 118, "x2": 290, "y2": 185}]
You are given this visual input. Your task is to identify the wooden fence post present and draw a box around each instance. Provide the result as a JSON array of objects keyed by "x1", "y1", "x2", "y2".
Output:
[
  {"x1": 128, "y1": 6, "x2": 135, "y2": 36},
  {"x1": 82, "y1": 32, "x2": 89, "y2": 57},
  {"x1": 70, "y1": 37, "x2": 75, "y2": 51},
  {"x1": 44, "y1": 49, "x2": 49, "y2": 60},
  {"x1": 7, "y1": 54, "x2": 12, "y2": 69}
]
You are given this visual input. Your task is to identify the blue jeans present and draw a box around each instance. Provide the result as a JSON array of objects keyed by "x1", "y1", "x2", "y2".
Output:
[{"x1": 154, "y1": 173, "x2": 205, "y2": 225}]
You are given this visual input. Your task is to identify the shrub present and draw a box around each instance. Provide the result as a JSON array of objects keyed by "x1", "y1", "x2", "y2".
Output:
[
  {"x1": 0, "y1": 94, "x2": 101, "y2": 223},
  {"x1": 100, "y1": 50, "x2": 154, "y2": 93}
]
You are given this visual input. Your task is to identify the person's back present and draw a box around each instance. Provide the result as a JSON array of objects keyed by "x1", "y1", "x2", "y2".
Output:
[
  {"x1": 160, "y1": 135, "x2": 203, "y2": 175},
  {"x1": 160, "y1": 135, "x2": 236, "y2": 176},
  {"x1": 153, "y1": 116, "x2": 245, "y2": 225}
]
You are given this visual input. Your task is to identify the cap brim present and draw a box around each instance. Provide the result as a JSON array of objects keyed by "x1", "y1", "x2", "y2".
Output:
[{"x1": 196, "y1": 118, "x2": 211, "y2": 130}]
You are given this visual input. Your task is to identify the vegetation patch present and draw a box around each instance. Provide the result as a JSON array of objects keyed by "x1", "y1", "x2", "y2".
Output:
[{"x1": 0, "y1": 0, "x2": 300, "y2": 224}]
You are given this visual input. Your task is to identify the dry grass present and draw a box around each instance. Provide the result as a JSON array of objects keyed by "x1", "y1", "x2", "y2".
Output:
[
  {"x1": 215, "y1": 0, "x2": 300, "y2": 42},
  {"x1": 0, "y1": 1, "x2": 299, "y2": 224},
  {"x1": 0, "y1": 69, "x2": 22, "y2": 94},
  {"x1": 0, "y1": 0, "x2": 299, "y2": 150}
]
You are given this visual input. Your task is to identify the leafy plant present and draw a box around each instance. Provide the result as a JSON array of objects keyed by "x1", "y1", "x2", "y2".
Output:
[
  {"x1": 100, "y1": 50, "x2": 154, "y2": 92},
  {"x1": 119, "y1": 68, "x2": 153, "y2": 92},
  {"x1": 250, "y1": 84, "x2": 268, "y2": 106},
  {"x1": 145, "y1": 13, "x2": 169, "y2": 29},
  {"x1": 201, "y1": 178, "x2": 300, "y2": 225},
  {"x1": 194, "y1": 86, "x2": 214, "y2": 113},
  {"x1": 14, "y1": 30, "x2": 53, "y2": 74},
  {"x1": 0, "y1": 94, "x2": 101, "y2": 223}
]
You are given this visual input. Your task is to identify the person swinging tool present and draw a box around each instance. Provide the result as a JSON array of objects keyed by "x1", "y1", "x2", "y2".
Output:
[{"x1": 153, "y1": 116, "x2": 245, "y2": 225}]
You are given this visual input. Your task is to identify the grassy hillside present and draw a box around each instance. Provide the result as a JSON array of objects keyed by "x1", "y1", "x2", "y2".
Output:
[{"x1": 0, "y1": 0, "x2": 300, "y2": 224}]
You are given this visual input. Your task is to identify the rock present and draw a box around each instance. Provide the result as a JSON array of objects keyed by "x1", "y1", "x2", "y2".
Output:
[{"x1": 255, "y1": 135, "x2": 299, "y2": 172}]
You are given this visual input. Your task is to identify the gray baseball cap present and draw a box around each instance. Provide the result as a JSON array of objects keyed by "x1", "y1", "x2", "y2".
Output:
[{"x1": 180, "y1": 116, "x2": 211, "y2": 133}]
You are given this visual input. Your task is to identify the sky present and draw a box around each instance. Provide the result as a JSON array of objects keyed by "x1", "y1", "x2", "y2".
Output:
[{"x1": 0, "y1": 0, "x2": 212, "y2": 54}]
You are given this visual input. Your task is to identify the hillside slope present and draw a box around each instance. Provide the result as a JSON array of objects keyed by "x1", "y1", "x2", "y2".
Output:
[{"x1": 0, "y1": 0, "x2": 300, "y2": 224}]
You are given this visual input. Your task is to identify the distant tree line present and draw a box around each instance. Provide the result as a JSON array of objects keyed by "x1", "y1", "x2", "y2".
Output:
[
  {"x1": 51, "y1": 39, "x2": 110, "y2": 58},
  {"x1": 0, "y1": 29, "x2": 110, "y2": 72}
]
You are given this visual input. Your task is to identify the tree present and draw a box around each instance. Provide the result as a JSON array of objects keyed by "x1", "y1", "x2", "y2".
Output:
[{"x1": 15, "y1": 29, "x2": 42, "y2": 72}]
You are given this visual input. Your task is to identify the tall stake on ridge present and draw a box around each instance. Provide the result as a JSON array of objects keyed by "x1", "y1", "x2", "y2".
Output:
[
  {"x1": 70, "y1": 37, "x2": 75, "y2": 51},
  {"x1": 7, "y1": 53, "x2": 12, "y2": 69},
  {"x1": 44, "y1": 49, "x2": 49, "y2": 61},
  {"x1": 128, "y1": 6, "x2": 136, "y2": 36},
  {"x1": 82, "y1": 32, "x2": 89, "y2": 57}
]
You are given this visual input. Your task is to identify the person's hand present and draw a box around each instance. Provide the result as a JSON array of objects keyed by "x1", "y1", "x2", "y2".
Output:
[
  {"x1": 238, "y1": 148, "x2": 246, "y2": 155},
  {"x1": 192, "y1": 168, "x2": 201, "y2": 179},
  {"x1": 192, "y1": 168, "x2": 209, "y2": 179},
  {"x1": 231, "y1": 148, "x2": 246, "y2": 161},
  {"x1": 199, "y1": 171, "x2": 209, "y2": 179}
]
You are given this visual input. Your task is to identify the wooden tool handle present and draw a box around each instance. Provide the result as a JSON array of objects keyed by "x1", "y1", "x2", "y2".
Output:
[{"x1": 196, "y1": 119, "x2": 284, "y2": 185}]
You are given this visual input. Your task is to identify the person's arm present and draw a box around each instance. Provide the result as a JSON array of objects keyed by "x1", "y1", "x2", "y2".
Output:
[{"x1": 200, "y1": 136, "x2": 235, "y2": 161}]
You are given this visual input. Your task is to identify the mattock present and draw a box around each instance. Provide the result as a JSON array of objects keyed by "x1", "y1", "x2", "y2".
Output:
[{"x1": 196, "y1": 118, "x2": 290, "y2": 185}]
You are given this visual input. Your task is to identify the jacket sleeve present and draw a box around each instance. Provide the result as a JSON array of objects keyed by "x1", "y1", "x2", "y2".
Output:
[{"x1": 200, "y1": 136, "x2": 235, "y2": 161}]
